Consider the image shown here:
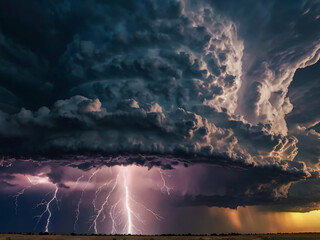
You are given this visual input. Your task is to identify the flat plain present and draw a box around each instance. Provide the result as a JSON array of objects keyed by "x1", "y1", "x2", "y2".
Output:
[{"x1": 0, "y1": 234, "x2": 320, "y2": 240}]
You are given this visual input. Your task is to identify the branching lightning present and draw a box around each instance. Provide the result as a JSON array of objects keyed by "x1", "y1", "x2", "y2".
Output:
[
  {"x1": 34, "y1": 185, "x2": 59, "y2": 232},
  {"x1": 159, "y1": 169, "x2": 172, "y2": 195},
  {"x1": 92, "y1": 179, "x2": 112, "y2": 212},
  {"x1": 75, "y1": 174, "x2": 84, "y2": 185},
  {"x1": 89, "y1": 173, "x2": 119, "y2": 234},
  {"x1": 109, "y1": 199, "x2": 121, "y2": 234},
  {"x1": 130, "y1": 196, "x2": 163, "y2": 221},
  {"x1": 11, "y1": 176, "x2": 48, "y2": 214},
  {"x1": 74, "y1": 169, "x2": 99, "y2": 231},
  {"x1": 89, "y1": 167, "x2": 162, "y2": 235},
  {"x1": 11, "y1": 177, "x2": 33, "y2": 215},
  {"x1": 9, "y1": 166, "x2": 165, "y2": 235},
  {"x1": 12, "y1": 185, "x2": 32, "y2": 215}
]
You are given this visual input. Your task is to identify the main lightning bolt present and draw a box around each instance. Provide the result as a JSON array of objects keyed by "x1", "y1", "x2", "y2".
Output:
[
  {"x1": 88, "y1": 166, "x2": 163, "y2": 235},
  {"x1": 123, "y1": 169, "x2": 132, "y2": 234},
  {"x1": 121, "y1": 167, "x2": 162, "y2": 234},
  {"x1": 34, "y1": 185, "x2": 59, "y2": 232},
  {"x1": 74, "y1": 169, "x2": 99, "y2": 231}
]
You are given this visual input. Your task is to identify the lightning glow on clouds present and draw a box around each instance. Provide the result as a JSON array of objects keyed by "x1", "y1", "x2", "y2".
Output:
[
  {"x1": 6, "y1": 164, "x2": 167, "y2": 234},
  {"x1": 0, "y1": 159, "x2": 319, "y2": 234}
]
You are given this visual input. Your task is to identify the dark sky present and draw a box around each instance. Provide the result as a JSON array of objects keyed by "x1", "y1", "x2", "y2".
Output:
[{"x1": 0, "y1": 0, "x2": 319, "y2": 234}]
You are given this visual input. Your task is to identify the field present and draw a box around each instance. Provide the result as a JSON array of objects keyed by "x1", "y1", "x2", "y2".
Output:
[{"x1": 0, "y1": 234, "x2": 320, "y2": 240}]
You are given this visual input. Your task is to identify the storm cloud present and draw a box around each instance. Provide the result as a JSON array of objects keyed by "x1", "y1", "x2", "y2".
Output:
[{"x1": 0, "y1": 0, "x2": 319, "y2": 214}]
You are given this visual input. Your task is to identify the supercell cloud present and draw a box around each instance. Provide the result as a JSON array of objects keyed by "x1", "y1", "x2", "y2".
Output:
[{"x1": 0, "y1": 0, "x2": 320, "y2": 216}]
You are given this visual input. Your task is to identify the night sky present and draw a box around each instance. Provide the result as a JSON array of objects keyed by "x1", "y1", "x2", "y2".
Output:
[{"x1": 0, "y1": 0, "x2": 320, "y2": 235}]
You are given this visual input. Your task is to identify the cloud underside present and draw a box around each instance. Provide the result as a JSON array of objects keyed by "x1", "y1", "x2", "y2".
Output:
[
  {"x1": 0, "y1": 0, "x2": 319, "y2": 211},
  {"x1": 0, "y1": 156, "x2": 318, "y2": 212}
]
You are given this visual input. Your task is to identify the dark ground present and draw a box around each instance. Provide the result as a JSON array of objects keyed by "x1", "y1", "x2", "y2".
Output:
[{"x1": 0, "y1": 233, "x2": 320, "y2": 240}]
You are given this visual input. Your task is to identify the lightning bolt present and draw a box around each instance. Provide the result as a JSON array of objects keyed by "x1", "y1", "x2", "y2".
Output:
[
  {"x1": 7, "y1": 164, "x2": 168, "y2": 235},
  {"x1": 88, "y1": 166, "x2": 163, "y2": 235},
  {"x1": 121, "y1": 167, "x2": 162, "y2": 234},
  {"x1": 159, "y1": 169, "x2": 172, "y2": 195},
  {"x1": 89, "y1": 173, "x2": 119, "y2": 234},
  {"x1": 34, "y1": 185, "x2": 59, "y2": 232},
  {"x1": 109, "y1": 199, "x2": 121, "y2": 234},
  {"x1": 11, "y1": 176, "x2": 36, "y2": 214},
  {"x1": 75, "y1": 174, "x2": 84, "y2": 186},
  {"x1": 92, "y1": 179, "x2": 112, "y2": 212},
  {"x1": 74, "y1": 169, "x2": 99, "y2": 231},
  {"x1": 12, "y1": 186, "x2": 32, "y2": 215},
  {"x1": 130, "y1": 196, "x2": 163, "y2": 221},
  {"x1": 123, "y1": 169, "x2": 132, "y2": 234}
]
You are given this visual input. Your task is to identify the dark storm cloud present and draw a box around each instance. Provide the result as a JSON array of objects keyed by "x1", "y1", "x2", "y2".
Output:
[
  {"x1": 179, "y1": 163, "x2": 312, "y2": 209},
  {"x1": 0, "y1": 0, "x2": 296, "y2": 166},
  {"x1": 0, "y1": 96, "x2": 301, "y2": 170},
  {"x1": 0, "y1": 0, "x2": 319, "y2": 212}
]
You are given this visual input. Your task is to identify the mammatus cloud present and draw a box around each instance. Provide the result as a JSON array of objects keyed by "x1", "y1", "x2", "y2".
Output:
[{"x1": 0, "y1": 0, "x2": 319, "y2": 212}]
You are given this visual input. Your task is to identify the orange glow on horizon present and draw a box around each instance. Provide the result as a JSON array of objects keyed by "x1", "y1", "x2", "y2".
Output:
[
  {"x1": 288, "y1": 210, "x2": 320, "y2": 232},
  {"x1": 210, "y1": 206, "x2": 320, "y2": 233}
]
